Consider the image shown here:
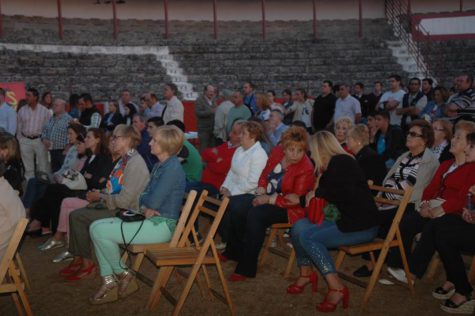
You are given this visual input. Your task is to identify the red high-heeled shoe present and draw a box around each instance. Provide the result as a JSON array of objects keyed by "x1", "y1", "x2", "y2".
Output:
[
  {"x1": 287, "y1": 272, "x2": 318, "y2": 294},
  {"x1": 59, "y1": 259, "x2": 83, "y2": 277},
  {"x1": 316, "y1": 286, "x2": 349, "y2": 313},
  {"x1": 228, "y1": 273, "x2": 247, "y2": 282},
  {"x1": 66, "y1": 263, "x2": 97, "y2": 281}
]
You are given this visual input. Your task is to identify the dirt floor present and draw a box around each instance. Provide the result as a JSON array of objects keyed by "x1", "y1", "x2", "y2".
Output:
[{"x1": 0, "y1": 234, "x2": 460, "y2": 316}]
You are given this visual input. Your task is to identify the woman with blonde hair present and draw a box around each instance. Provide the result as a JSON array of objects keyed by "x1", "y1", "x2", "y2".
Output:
[
  {"x1": 431, "y1": 119, "x2": 453, "y2": 162},
  {"x1": 334, "y1": 116, "x2": 353, "y2": 151},
  {"x1": 347, "y1": 124, "x2": 386, "y2": 185},
  {"x1": 88, "y1": 125, "x2": 186, "y2": 304},
  {"x1": 0, "y1": 132, "x2": 24, "y2": 194},
  {"x1": 285, "y1": 131, "x2": 379, "y2": 312}
]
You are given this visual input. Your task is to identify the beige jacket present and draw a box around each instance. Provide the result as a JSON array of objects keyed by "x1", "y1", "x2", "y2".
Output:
[{"x1": 0, "y1": 177, "x2": 26, "y2": 260}]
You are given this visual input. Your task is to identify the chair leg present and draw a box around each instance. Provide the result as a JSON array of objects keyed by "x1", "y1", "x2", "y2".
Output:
[
  {"x1": 469, "y1": 256, "x2": 475, "y2": 284},
  {"x1": 147, "y1": 266, "x2": 174, "y2": 310},
  {"x1": 426, "y1": 254, "x2": 440, "y2": 280},
  {"x1": 214, "y1": 261, "x2": 235, "y2": 315},
  {"x1": 283, "y1": 249, "x2": 295, "y2": 279},
  {"x1": 11, "y1": 292, "x2": 24, "y2": 316},
  {"x1": 396, "y1": 229, "x2": 415, "y2": 295},
  {"x1": 15, "y1": 253, "x2": 31, "y2": 291},
  {"x1": 259, "y1": 228, "x2": 277, "y2": 268},
  {"x1": 369, "y1": 252, "x2": 376, "y2": 267},
  {"x1": 9, "y1": 262, "x2": 32, "y2": 316},
  {"x1": 172, "y1": 262, "x2": 203, "y2": 316},
  {"x1": 200, "y1": 265, "x2": 214, "y2": 300},
  {"x1": 363, "y1": 246, "x2": 390, "y2": 307},
  {"x1": 335, "y1": 251, "x2": 346, "y2": 270},
  {"x1": 131, "y1": 253, "x2": 145, "y2": 272}
]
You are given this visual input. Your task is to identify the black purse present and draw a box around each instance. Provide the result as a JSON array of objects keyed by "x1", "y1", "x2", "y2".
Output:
[{"x1": 116, "y1": 209, "x2": 145, "y2": 222}]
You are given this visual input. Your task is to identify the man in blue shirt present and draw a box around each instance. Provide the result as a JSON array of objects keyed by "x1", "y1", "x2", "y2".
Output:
[
  {"x1": 267, "y1": 109, "x2": 289, "y2": 146},
  {"x1": 0, "y1": 88, "x2": 17, "y2": 135},
  {"x1": 243, "y1": 82, "x2": 257, "y2": 115}
]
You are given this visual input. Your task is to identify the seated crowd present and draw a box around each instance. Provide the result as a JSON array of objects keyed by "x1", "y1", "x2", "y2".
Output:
[{"x1": 1, "y1": 73, "x2": 475, "y2": 314}]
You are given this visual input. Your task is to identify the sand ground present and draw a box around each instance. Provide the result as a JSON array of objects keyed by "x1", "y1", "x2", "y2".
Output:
[{"x1": 0, "y1": 234, "x2": 459, "y2": 316}]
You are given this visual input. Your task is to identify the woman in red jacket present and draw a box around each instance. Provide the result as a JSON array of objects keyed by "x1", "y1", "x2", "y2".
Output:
[
  {"x1": 220, "y1": 126, "x2": 315, "y2": 280},
  {"x1": 386, "y1": 120, "x2": 475, "y2": 282}
]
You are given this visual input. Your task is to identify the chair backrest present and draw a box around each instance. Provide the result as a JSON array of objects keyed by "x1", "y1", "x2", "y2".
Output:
[
  {"x1": 167, "y1": 190, "x2": 198, "y2": 248},
  {"x1": 177, "y1": 190, "x2": 229, "y2": 251},
  {"x1": 0, "y1": 218, "x2": 28, "y2": 282},
  {"x1": 368, "y1": 180, "x2": 414, "y2": 243}
]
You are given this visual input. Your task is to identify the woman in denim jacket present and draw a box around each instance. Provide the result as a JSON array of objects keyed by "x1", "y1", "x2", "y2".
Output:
[{"x1": 88, "y1": 125, "x2": 186, "y2": 305}]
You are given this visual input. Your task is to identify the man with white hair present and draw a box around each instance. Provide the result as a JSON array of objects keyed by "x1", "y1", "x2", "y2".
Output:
[{"x1": 266, "y1": 109, "x2": 289, "y2": 146}]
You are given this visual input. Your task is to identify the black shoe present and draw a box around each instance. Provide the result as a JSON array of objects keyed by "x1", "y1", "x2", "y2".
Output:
[
  {"x1": 440, "y1": 296, "x2": 475, "y2": 314},
  {"x1": 353, "y1": 265, "x2": 372, "y2": 277}
]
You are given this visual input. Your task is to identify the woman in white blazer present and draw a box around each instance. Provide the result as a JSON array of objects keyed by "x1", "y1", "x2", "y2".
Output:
[{"x1": 219, "y1": 121, "x2": 268, "y2": 243}]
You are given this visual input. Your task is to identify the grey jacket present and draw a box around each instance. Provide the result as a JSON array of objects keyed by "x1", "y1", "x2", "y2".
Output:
[
  {"x1": 195, "y1": 95, "x2": 217, "y2": 130},
  {"x1": 101, "y1": 151, "x2": 150, "y2": 211},
  {"x1": 383, "y1": 148, "x2": 439, "y2": 206}
]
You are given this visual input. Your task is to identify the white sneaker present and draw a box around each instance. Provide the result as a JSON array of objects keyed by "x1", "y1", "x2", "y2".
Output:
[
  {"x1": 215, "y1": 242, "x2": 227, "y2": 250},
  {"x1": 378, "y1": 278, "x2": 395, "y2": 285},
  {"x1": 387, "y1": 267, "x2": 414, "y2": 285}
]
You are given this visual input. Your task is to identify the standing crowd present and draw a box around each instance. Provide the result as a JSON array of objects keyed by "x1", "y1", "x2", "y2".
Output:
[{"x1": 1, "y1": 73, "x2": 475, "y2": 314}]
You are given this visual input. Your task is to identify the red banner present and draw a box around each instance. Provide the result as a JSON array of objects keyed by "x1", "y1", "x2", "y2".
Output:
[{"x1": 0, "y1": 82, "x2": 26, "y2": 110}]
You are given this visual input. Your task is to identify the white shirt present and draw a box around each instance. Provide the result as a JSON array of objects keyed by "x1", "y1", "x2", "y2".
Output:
[
  {"x1": 221, "y1": 141, "x2": 268, "y2": 195},
  {"x1": 162, "y1": 96, "x2": 184, "y2": 123},
  {"x1": 378, "y1": 90, "x2": 406, "y2": 125},
  {"x1": 334, "y1": 95, "x2": 361, "y2": 123}
]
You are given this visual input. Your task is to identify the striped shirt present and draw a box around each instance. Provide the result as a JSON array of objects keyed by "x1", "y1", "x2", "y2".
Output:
[
  {"x1": 382, "y1": 152, "x2": 423, "y2": 202},
  {"x1": 17, "y1": 104, "x2": 52, "y2": 139},
  {"x1": 451, "y1": 88, "x2": 475, "y2": 110},
  {"x1": 41, "y1": 112, "x2": 73, "y2": 150}
]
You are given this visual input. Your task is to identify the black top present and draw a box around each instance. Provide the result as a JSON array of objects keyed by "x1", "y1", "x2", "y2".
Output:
[
  {"x1": 354, "y1": 145, "x2": 387, "y2": 186},
  {"x1": 313, "y1": 93, "x2": 337, "y2": 131},
  {"x1": 80, "y1": 153, "x2": 113, "y2": 189},
  {"x1": 100, "y1": 112, "x2": 124, "y2": 132},
  {"x1": 79, "y1": 106, "x2": 101, "y2": 126},
  {"x1": 366, "y1": 92, "x2": 382, "y2": 114},
  {"x1": 353, "y1": 94, "x2": 371, "y2": 118},
  {"x1": 315, "y1": 155, "x2": 379, "y2": 232},
  {"x1": 5, "y1": 160, "x2": 24, "y2": 195},
  {"x1": 371, "y1": 124, "x2": 407, "y2": 163}
]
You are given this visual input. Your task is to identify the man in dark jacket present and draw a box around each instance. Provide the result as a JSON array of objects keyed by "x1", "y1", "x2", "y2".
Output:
[{"x1": 370, "y1": 110, "x2": 406, "y2": 169}]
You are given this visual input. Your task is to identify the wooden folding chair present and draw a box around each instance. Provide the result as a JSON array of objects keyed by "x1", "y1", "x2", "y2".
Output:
[
  {"x1": 335, "y1": 182, "x2": 415, "y2": 307},
  {"x1": 0, "y1": 218, "x2": 33, "y2": 316},
  {"x1": 120, "y1": 190, "x2": 198, "y2": 286},
  {"x1": 259, "y1": 223, "x2": 295, "y2": 278},
  {"x1": 145, "y1": 191, "x2": 234, "y2": 315}
]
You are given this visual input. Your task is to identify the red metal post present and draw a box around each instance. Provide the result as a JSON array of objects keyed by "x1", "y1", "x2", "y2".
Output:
[
  {"x1": 112, "y1": 0, "x2": 118, "y2": 40},
  {"x1": 312, "y1": 0, "x2": 317, "y2": 39},
  {"x1": 164, "y1": 0, "x2": 169, "y2": 39},
  {"x1": 261, "y1": 0, "x2": 266, "y2": 40},
  {"x1": 213, "y1": 0, "x2": 217, "y2": 40},
  {"x1": 0, "y1": 0, "x2": 3, "y2": 38},
  {"x1": 460, "y1": 0, "x2": 464, "y2": 12},
  {"x1": 57, "y1": 0, "x2": 64, "y2": 39},
  {"x1": 358, "y1": 0, "x2": 362, "y2": 38}
]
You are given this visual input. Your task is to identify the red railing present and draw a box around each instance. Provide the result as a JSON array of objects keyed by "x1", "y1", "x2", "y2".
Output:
[{"x1": 385, "y1": 0, "x2": 431, "y2": 77}]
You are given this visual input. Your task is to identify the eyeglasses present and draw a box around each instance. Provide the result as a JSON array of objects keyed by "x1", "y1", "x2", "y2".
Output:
[
  {"x1": 433, "y1": 127, "x2": 445, "y2": 132},
  {"x1": 407, "y1": 131, "x2": 424, "y2": 138}
]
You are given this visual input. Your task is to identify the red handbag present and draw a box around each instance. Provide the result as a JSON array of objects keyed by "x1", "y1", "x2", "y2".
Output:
[{"x1": 306, "y1": 197, "x2": 327, "y2": 225}]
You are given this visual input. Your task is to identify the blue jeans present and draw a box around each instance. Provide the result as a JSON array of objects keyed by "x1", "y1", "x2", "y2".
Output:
[
  {"x1": 292, "y1": 218, "x2": 378, "y2": 275},
  {"x1": 22, "y1": 177, "x2": 47, "y2": 209}
]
